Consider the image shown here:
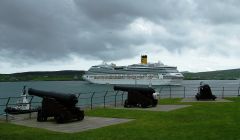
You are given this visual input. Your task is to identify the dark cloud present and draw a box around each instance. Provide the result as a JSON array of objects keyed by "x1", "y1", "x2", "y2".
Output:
[
  {"x1": 195, "y1": 0, "x2": 240, "y2": 24},
  {"x1": 0, "y1": 0, "x2": 146, "y2": 63},
  {"x1": 0, "y1": 0, "x2": 78, "y2": 61},
  {"x1": 74, "y1": 0, "x2": 193, "y2": 26},
  {"x1": 0, "y1": 0, "x2": 240, "y2": 68}
]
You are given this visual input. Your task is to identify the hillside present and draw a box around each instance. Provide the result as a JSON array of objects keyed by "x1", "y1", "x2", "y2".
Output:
[
  {"x1": 1, "y1": 68, "x2": 240, "y2": 82},
  {"x1": 183, "y1": 69, "x2": 240, "y2": 80},
  {"x1": 0, "y1": 70, "x2": 85, "y2": 82}
]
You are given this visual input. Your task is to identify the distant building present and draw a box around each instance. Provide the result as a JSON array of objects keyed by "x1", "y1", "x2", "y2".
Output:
[{"x1": 73, "y1": 75, "x2": 79, "y2": 80}]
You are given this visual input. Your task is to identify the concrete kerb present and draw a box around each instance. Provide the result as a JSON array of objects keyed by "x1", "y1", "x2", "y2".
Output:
[
  {"x1": 181, "y1": 98, "x2": 233, "y2": 102},
  {"x1": 2, "y1": 97, "x2": 232, "y2": 133},
  {"x1": 1, "y1": 113, "x2": 134, "y2": 133},
  {"x1": 114, "y1": 105, "x2": 192, "y2": 112}
]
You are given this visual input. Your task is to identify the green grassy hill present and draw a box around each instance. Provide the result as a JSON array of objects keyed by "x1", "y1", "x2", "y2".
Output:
[
  {"x1": 0, "y1": 70, "x2": 85, "y2": 82},
  {"x1": 1, "y1": 68, "x2": 240, "y2": 82},
  {"x1": 183, "y1": 69, "x2": 240, "y2": 80}
]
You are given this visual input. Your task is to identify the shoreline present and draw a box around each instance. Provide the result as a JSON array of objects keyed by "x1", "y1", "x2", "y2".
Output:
[{"x1": 1, "y1": 79, "x2": 240, "y2": 82}]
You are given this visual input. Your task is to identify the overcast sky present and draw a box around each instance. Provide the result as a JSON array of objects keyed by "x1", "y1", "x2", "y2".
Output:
[{"x1": 0, "y1": 0, "x2": 240, "y2": 74}]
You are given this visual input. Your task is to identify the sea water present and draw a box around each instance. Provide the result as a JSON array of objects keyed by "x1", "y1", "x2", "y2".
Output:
[
  {"x1": 1, "y1": 80, "x2": 239, "y2": 97},
  {"x1": 0, "y1": 80, "x2": 239, "y2": 114}
]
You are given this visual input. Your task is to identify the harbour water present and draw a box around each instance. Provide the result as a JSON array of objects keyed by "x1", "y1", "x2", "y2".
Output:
[
  {"x1": 0, "y1": 80, "x2": 239, "y2": 97},
  {"x1": 0, "y1": 80, "x2": 239, "y2": 114}
]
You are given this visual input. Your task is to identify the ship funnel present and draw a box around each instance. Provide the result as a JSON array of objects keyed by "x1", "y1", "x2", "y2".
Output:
[{"x1": 141, "y1": 55, "x2": 147, "y2": 64}]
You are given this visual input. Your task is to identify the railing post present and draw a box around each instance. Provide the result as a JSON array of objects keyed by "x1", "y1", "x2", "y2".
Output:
[
  {"x1": 222, "y1": 87, "x2": 224, "y2": 98},
  {"x1": 183, "y1": 86, "x2": 186, "y2": 98},
  {"x1": 169, "y1": 86, "x2": 172, "y2": 98},
  {"x1": 90, "y1": 92, "x2": 95, "y2": 110},
  {"x1": 5, "y1": 97, "x2": 11, "y2": 121},
  {"x1": 238, "y1": 86, "x2": 240, "y2": 96},
  {"x1": 103, "y1": 90, "x2": 108, "y2": 108},
  {"x1": 115, "y1": 91, "x2": 119, "y2": 107},
  {"x1": 197, "y1": 86, "x2": 200, "y2": 98},
  {"x1": 159, "y1": 87, "x2": 162, "y2": 95},
  {"x1": 28, "y1": 96, "x2": 34, "y2": 119},
  {"x1": 121, "y1": 91, "x2": 124, "y2": 105},
  {"x1": 77, "y1": 93, "x2": 81, "y2": 98},
  {"x1": 77, "y1": 93, "x2": 81, "y2": 107}
]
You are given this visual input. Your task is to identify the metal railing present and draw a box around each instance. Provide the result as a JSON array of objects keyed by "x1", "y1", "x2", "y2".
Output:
[
  {"x1": 75, "y1": 90, "x2": 127, "y2": 109},
  {"x1": 157, "y1": 86, "x2": 240, "y2": 98},
  {"x1": 1, "y1": 85, "x2": 240, "y2": 121},
  {"x1": 0, "y1": 90, "x2": 127, "y2": 109},
  {"x1": 0, "y1": 90, "x2": 127, "y2": 121}
]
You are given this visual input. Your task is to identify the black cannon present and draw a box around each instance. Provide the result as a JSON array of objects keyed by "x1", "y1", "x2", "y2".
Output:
[
  {"x1": 195, "y1": 84, "x2": 216, "y2": 100},
  {"x1": 28, "y1": 88, "x2": 84, "y2": 123},
  {"x1": 114, "y1": 86, "x2": 158, "y2": 108}
]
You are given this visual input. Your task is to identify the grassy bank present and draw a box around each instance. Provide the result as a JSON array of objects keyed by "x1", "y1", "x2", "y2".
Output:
[
  {"x1": 0, "y1": 70, "x2": 85, "y2": 82},
  {"x1": 1, "y1": 68, "x2": 240, "y2": 82},
  {"x1": 0, "y1": 97, "x2": 240, "y2": 140},
  {"x1": 183, "y1": 68, "x2": 240, "y2": 80}
]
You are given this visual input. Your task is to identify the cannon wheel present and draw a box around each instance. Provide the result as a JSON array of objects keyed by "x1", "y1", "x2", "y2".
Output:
[
  {"x1": 55, "y1": 113, "x2": 66, "y2": 123},
  {"x1": 140, "y1": 102, "x2": 148, "y2": 108},
  {"x1": 77, "y1": 110, "x2": 84, "y2": 121},
  {"x1": 152, "y1": 99, "x2": 158, "y2": 107},
  {"x1": 37, "y1": 109, "x2": 45, "y2": 122},
  {"x1": 140, "y1": 98, "x2": 152, "y2": 108},
  {"x1": 124, "y1": 100, "x2": 131, "y2": 108},
  {"x1": 212, "y1": 95, "x2": 217, "y2": 100},
  {"x1": 195, "y1": 94, "x2": 200, "y2": 100},
  {"x1": 43, "y1": 115, "x2": 47, "y2": 121}
]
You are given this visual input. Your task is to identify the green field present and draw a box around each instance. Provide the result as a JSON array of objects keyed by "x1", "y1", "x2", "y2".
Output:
[
  {"x1": 1, "y1": 68, "x2": 240, "y2": 82},
  {"x1": 0, "y1": 70, "x2": 85, "y2": 82},
  {"x1": 183, "y1": 69, "x2": 240, "y2": 80},
  {"x1": 0, "y1": 97, "x2": 239, "y2": 140}
]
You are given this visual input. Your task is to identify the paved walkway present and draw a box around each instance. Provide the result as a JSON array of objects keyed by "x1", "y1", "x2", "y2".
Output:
[
  {"x1": 0, "y1": 103, "x2": 199, "y2": 133},
  {"x1": 115, "y1": 105, "x2": 191, "y2": 112},
  {"x1": 2, "y1": 113, "x2": 133, "y2": 133},
  {"x1": 181, "y1": 98, "x2": 233, "y2": 102}
]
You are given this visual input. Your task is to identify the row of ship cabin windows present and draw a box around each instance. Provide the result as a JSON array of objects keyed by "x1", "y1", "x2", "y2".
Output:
[{"x1": 86, "y1": 75, "x2": 161, "y2": 79}]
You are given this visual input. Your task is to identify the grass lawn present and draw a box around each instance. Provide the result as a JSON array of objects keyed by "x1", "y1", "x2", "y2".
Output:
[{"x1": 0, "y1": 97, "x2": 239, "y2": 140}]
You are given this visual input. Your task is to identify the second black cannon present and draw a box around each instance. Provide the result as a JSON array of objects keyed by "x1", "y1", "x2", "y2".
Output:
[{"x1": 114, "y1": 86, "x2": 159, "y2": 108}]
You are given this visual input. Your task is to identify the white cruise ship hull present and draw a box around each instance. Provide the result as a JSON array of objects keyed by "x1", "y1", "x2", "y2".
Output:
[{"x1": 84, "y1": 77, "x2": 182, "y2": 86}]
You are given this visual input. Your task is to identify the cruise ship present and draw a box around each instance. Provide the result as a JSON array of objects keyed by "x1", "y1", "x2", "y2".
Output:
[{"x1": 83, "y1": 55, "x2": 184, "y2": 85}]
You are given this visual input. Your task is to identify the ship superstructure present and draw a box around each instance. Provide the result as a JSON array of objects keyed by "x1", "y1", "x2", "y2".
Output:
[{"x1": 83, "y1": 55, "x2": 184, "y2": 85}]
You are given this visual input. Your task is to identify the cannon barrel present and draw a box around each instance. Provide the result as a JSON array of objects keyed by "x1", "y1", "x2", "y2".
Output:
[
  {"x1": 28, "y1": 88, "x2": 78, "y2": 106},
  {"x1": 113, "y1": 86, "x2": 155, "y2": 93}
]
